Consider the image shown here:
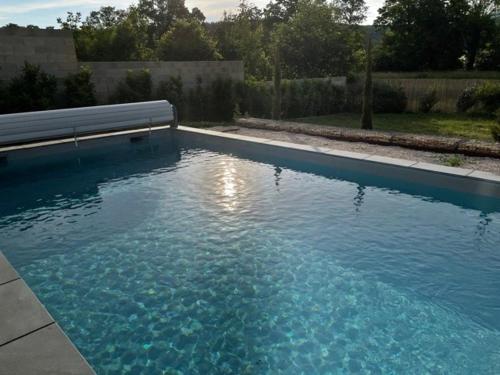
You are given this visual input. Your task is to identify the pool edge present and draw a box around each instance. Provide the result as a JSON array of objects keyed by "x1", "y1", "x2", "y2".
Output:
[{"x1": 176, "y1": 125, "x2": 500, "y2": 184}]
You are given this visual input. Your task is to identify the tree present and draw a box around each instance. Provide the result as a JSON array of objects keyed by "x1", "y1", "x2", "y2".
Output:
[
  {"x1": 375, "y1": 0, "x2": 463, "y2": 70},
  {"x1": 135, "y1": 0, "x2": 203, "y2": 43},
  {"x1": 214, "y1": 1, "x2": 271, "y2": 80},
  {"x1": 361, "y1": 37, "x2": 373, "y2": 130},
  {"x1": 57, "y1": 8, "x2": 153, "y2": 61},
  {"x1": 459, "y1": 0, "x2": 499, "y2": 69},
  {"x1": 272, "y1": 42, "x2": 282, "y2": 120},
  {"x1": 85, "y1": 6, "x2": 127, "y2": 28},
  {"x1": 375, "y1": 0, "x2": 500, "y2": 71},
  {"x1": 264, "y1": 0, "x2": 301, "y2": 24},
  {"x1": 275, "y1": 0, "x2": 363, "y2": 78},
  {"x1": 157, "y1": 19, "x2": 221, "y2": 61},
  {"x1": 333, "y1": 0, "x2": 368, "y2": 24}
]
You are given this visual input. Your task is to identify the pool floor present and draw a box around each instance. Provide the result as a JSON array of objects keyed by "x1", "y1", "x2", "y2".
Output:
[{"x1": 1, "y1": 135, "x2": 500, "y2": 374}]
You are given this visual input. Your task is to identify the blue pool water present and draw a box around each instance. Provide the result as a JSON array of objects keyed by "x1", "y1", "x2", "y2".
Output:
[{"x1": 1, "y1": 133, "x2": 500, "y2": 374}]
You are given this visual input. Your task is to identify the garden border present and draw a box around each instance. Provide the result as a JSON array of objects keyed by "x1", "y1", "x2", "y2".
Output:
[{"x1": 235, "y1": 118, "x2": 500, "y2": 158}]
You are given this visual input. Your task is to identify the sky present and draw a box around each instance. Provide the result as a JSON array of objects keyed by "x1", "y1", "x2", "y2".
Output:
[{"x1": 0, "y1": 0, "x2": 386, "y2": 27}]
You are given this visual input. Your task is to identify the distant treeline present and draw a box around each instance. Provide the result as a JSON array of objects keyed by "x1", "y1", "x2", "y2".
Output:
[{"x1": 3, "y1": 0, "x2": 498, "y2": 81}]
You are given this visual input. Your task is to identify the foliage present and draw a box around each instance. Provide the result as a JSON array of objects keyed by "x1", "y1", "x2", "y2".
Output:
[
  {"x1": 456, "y1": 83, "x2": 500, "y2": 114},
  {"x1": 157, "y1": 19, "x2": 221, "y2": 61},
  {"x1": 332, "y1": 0, "x2": 368, "y2": 25},
  {"x1": 185, "y1": 78, "x2": 210, "y2": 121},
  {"x1": 374, "y1": 0, "x2": 500, "y2": 71},
  {"x1": 418, "y1": 89, "x2": 439, "y2": 113},
  {"x1": 375, "y1": 0, "x2": 461, "y2": 71},
  {"x1": 1, "y1": 62, "x2": 57, "y2": 114},
  {"x1": 185, "y1": 77, "x2": 235, "y2": 122},
  {"x1": 134, "y1": 0, "x2": 201, "y2": 42},
  {"x1": 474, "y1": 82, "x2": 500, "y2": 113},
  {"x1": 361, "y1": 37, "x2": 373, "y2": 130},
  {"x1": 347, "y1": 80, "x2": 407, "y2": 113},
  {"x1": 58, "y1": 9, "x2": 154, "y2": 61},
  {"x1": 63, "y1": 66, "x2": 97, "y2": 108},
  {"x1": 112, "y1": 69, "x2": 153, "y2": 103},
  {"x1": 456, "y1": 86, "x2": 478, "y2": 112},
  {"x1": 441, "y1": 155, "x2": 465, "y2": 167},
  {"x1": 373, "y1": 83, "x2": 407, "y2": 113},
  {"x1": 214, "y1": 2, "x2": 271, "y2": 80},
  {"x1": 492, "y1": 112, "x2": 500, "y2": 142},
  {"x1": 209, "y1": 77, "x2": 235, "y2": 122},
  {"x1": 235, "y1": 80, "x2": 273, "y2": 118},
  {"x1": 264, "y1": 0, "x2": 301, "y2": 24},
  {"x1": 236, "y1": 78, "x2": 346, "y2": 119},
  {"x1": 156, "y1": 76, "x2": 185, "y2": 119},
  {"x1": 273, "y1": 0, "x2": 364, "y2": 78}
]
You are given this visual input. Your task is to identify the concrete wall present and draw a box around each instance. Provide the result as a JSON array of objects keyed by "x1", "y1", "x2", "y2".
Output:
[
  {"x1": 0, "y1": 27, "x2": 78, "y2": 80},
  {"x1": 0, "y1": 27, "x2": 245, "y2": 103},
  {"x1": 84, "y1": 61, "x2": 245, "y2": 102}
]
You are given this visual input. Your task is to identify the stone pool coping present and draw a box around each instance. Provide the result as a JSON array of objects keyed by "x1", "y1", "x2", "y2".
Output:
[
  {"x1": 1, "y1": 124, "x2": 498, "y2": 183},
  {"x1": 0, "y1": 252, "x2": 95, "y2": 375}
]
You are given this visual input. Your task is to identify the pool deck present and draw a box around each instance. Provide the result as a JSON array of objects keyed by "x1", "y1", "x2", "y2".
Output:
[{"x1": 0, "y1": 252, "x2": 95, "y2": 375}]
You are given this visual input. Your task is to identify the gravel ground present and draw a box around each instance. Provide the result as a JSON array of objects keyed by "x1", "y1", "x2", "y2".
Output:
[{"x1": 210, "y1": 126, "x2": 500, "y2": 176}]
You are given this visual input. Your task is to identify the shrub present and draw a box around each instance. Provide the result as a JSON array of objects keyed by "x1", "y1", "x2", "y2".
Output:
[
  {"x1": 492, "y1": 111, "x2": 500, "y2": 142},
  {"x1": 236, "y1": 80, "x2": 272, "y2": 119},
  {"x1": 112, "y1": 69, "x2": 152, "y2": 103},
  {"x1": 3, "y1": 62, "x2": 57, "y2": 114},
  {"x1": 185, "y1": 77, "x2": 235, "y2": 122},
  {"x1": 474, "y1": 82, "x2": 500, "y2": 113},
  {"x1": 280, "y1": 79, "x2": 345, "y2": 118},
  {"x1": 186, "y1": 77, "x2": 209, "y2": 122},
  {"x1": 346, "y1": 80, "x2": 407, "y2": 113},
  {"x1": 373, "y1": 82, "x2": 407, "y2": 113},
  {"x1": 456, "y1": 86, "x2": 477, "y2": 113},
  {"x1": 156, "y1": 76, "x2": 185, "y2": 120},
  {"x1": 208, "y1": 77, "x2": 234, "y2": 122},
  {"x1": 418, "y1": 89, "x2": 439, "y2": 113},
  {"x1": 63, "y1": 66, "x2": 97, "y2": 108}
]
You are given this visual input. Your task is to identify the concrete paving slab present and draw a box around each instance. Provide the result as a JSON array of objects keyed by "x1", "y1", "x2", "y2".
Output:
[
  {"x1": 0, "y1": 323, "x2": 95, "y2": 375},
  {"x1": 0, "y1": 279, "x2": 53, "y2": 345}
]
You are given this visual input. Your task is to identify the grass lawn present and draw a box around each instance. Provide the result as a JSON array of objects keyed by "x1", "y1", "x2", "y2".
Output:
[{"x1": 293, "y1": 113, "x2": 497, "y2": 142}]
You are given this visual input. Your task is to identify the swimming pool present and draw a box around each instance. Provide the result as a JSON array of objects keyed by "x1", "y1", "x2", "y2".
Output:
[{"x1": 1, "y1": 128, "x2": 500, "y2": 374}]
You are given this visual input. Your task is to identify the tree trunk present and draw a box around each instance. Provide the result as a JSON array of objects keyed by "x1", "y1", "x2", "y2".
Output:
[
  {"x1": 361, "y1": 37, "x2": 373, "y2": 130},
  {"x1": 272, "y1": 45, "x2": 282, "y2": 121}
]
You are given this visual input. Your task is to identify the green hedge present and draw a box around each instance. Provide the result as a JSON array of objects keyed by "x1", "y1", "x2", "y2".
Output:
[
  {"x1": 235, "y1": 78, "x2": 346, "y2": 119},
  {"x1": 346, "y1": 80, "x2": 407, "y2": 113},
  {"x1": 0, "y1": 62, "x2": 57, "y2": 114},
  {"x1": 63, "y1": 66, "x2": 97, "y2": 108},
  {"x1": 0, "y1": 62, "x2": 97, "y2": 115},
  {"x1": 111, "y1": 69, "x2": 153, "y2": 104}
]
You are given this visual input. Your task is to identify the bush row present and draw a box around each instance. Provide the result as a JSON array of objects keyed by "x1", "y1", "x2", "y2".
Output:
[
  {"x1": 457, "y1": 82, "x2": 500, "y2": 114},
  {"x1": 0, "y1": 63, "x2": 96, "y2": 114},
  {"x1": 1, "y1": 64, "x2": 413, "y2": 121}
]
